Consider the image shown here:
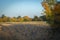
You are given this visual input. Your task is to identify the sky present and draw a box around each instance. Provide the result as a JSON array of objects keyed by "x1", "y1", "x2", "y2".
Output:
[{"x1": 0, "y1": 0, "x2": 60, "y2": 18}]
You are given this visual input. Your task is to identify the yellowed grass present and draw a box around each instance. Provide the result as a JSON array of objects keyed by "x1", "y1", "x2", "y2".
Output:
[
  {"x1": 0, "y1": 21, "x2": 50, "y2": 27},
  {"x1": 1, "y1": 24, "x2": 12, "y2": 26}
]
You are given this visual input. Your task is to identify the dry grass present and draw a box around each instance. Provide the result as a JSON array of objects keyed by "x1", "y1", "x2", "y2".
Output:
[
  {"x1": 0, "y1": 21, "x2": 50, "y2": 27},
  {"x1": 0, "y1": 21, "x2": 59, "y2": 40}
]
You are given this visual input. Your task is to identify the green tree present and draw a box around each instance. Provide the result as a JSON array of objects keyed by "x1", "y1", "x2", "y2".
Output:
[
  {"x1": 32, "y1": 16, "x2": 39, "y2": 21},
  {"x1": 1, "y1": 14, "x2": 9, "y2": 22},
  {"x1": 1, "y1": 14, "x2": 6, "y2": 18},
  {"x1": 17, "y1": 16, "x2": 21, "y2": 19},
  {"x1": 40, "y1": 15, "x2": 47, "y2": 21}
]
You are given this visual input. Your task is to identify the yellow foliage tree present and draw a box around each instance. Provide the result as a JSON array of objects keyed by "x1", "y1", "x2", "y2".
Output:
[
  {"x1": 23, "y1": 16, "x2": 32, "y2": 21},
  {"x1": 9, "y1": 17, "x2": 17, "y2": 22},
  {"x1": 0, "y1": 18, "x2": 2, "y2": 22},
  {"x1": 17, "y1": 18, "x2": 24, "y2": 22}
]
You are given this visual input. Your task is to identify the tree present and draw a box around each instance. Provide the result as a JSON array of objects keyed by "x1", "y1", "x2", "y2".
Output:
[
  {"x1": 53, "y1": 2, "x2": 60, "y2": 24},
  {"x1": 10, "y1": 17, "x2": 17, "y2": 22},
  {"x1": 0, "y1": 18, "x2": 2, "y2": 22},
  {"x1": 42, "y1": 0, "x2": 57, "y2": 24},
  {"x1": 23, "y1": 16, "x2": 32, "y2": 21},
  {"x1": 17, "y1": 18, "x2": 24, "y2": 22},
  {"x1": 40, "y1": 15, "x2": 47, "y2": 21},
  {"x1": 32, "y1": 16, "x2": 39, "y2": 21},
  {"x1": 1, "y1": 14, "x2": 9, "y2": 22},
  {"x1": 1, "y1": 14, "x2": 6, "y2": 18},
  {"x1": 17, "y1": 16, "x2": 21, "y2": 19}
]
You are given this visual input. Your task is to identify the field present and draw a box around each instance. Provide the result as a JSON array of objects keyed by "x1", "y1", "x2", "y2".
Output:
[{"x1": 0, "y1": 21, "x2": 60, "y2": 40}]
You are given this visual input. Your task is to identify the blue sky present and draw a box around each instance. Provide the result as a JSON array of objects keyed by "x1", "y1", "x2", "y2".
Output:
[{"x1": 0, "y1": 0, "x2": 44, "y2": 18}]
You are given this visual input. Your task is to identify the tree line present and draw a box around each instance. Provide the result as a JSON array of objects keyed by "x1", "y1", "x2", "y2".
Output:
[{"x1": 0, "y1": 14, "x2": 47, "y2": 22}]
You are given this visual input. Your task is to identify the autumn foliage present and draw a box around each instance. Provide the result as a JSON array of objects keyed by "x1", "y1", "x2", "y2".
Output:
[{"x1": 0, "y1": 14, "x2": 45, "y2": 22}]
